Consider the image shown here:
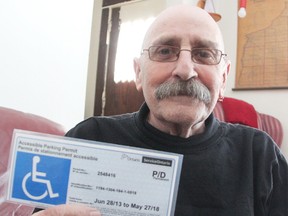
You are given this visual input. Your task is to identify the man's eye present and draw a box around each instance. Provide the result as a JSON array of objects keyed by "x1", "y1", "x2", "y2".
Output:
[
  {"x1": 195, "y1": 50, "x2": 213, "y2": 59},
  {"x1": 158, "y1": 47, "x2": 172, "y2": 55}
]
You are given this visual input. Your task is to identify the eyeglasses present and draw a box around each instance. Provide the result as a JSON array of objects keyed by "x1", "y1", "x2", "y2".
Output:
[{"x1": 142, "y1": 45, "x2": 227, "y2": 65}]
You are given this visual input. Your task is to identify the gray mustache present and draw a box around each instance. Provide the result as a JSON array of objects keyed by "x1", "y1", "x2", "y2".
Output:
[{"x1": 155, "y1": 79, "x2": 211, "y2": 104}]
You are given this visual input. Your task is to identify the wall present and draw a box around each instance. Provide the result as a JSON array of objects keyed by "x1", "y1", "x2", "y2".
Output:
[
  {"x1": 0, "y1": 0, "x2": 94, "y2": 131},
  {"x1": 86, "y1": 0, "x2": 288, "y2": 158}
]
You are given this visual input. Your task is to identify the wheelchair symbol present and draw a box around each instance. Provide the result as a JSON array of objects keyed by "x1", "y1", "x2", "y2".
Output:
[{"x1": 22, "y1": 156, "x2": 59, "y2": 200}]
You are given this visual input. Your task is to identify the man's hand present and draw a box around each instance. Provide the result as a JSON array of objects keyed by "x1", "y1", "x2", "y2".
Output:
[{"x1": 32, "y1": 204, "x2": 101, "y2": 216}]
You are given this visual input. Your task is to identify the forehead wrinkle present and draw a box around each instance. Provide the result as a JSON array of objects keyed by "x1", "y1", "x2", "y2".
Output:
[
  {"x1": 147, "y1": 34, "x2": 220, "y2": 50},
  {"x1": 192, "y1": 38, "x2": 219, "y2": 49},
  {"x1": 150, "y1": 35, "x2": 181, "y2": 46}
]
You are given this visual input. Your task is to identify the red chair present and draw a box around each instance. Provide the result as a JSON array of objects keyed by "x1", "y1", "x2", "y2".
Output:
[
  {"x1": 0, "y1": 107, "x2": 66, "y2": 216},
  {"x1": 213, "y1": 97, "x2": 283, "y2": 147}
]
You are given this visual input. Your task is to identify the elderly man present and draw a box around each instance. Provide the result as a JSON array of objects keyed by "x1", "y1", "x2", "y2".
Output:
[{"x1": 33, "y1": 4, "x2": 288, "y2": 216}]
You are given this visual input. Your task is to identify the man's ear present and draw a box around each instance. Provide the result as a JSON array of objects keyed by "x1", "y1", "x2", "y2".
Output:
[
  {"x1": 219, "y1": 60, "x2": 231, "y2": 98},
  {"x1": 133, "y1": 57, "x2": 143, "y2": 91}
]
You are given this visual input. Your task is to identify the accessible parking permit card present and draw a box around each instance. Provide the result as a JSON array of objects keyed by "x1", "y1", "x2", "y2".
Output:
[{"x1": 6, "y1": 129, "x2": 183, "y2": 216}]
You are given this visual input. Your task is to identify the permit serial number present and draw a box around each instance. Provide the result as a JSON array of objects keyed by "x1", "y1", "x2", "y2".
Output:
[{"x1": 97, "y1": 171, "x2": 116, "y2": 178}]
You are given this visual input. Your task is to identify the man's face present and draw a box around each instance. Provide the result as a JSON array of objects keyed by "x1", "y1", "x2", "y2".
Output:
[{"x1": 134, "y1": 6, "x2": 230, "y2": 128}]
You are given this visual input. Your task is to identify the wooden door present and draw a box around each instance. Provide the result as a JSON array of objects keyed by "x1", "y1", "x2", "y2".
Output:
[{"x1": 94, "y1": 0, "x2": 144, "y2": 116}]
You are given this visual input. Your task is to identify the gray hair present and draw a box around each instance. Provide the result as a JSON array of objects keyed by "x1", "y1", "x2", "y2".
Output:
[{"x1": 155, "y1": 79, "x2": 211, "y2": 105}]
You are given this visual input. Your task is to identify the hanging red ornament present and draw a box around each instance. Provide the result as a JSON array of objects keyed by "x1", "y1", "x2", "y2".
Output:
[{"x1": 238, "y1": 0, "x2": 247, "y2": 18}]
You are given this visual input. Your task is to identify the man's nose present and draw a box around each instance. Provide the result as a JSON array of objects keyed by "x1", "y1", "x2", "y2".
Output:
[{"x1": 172, "y1": 50, "x2": 198, "y2": 80}]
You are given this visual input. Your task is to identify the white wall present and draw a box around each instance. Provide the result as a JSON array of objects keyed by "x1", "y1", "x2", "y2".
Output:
[
  {"x1": 0, "y1": 0, "x2": 94, "y2": 131},
  {"x1": 87, "y1": 0, "x2": 288, "y2": 159}
]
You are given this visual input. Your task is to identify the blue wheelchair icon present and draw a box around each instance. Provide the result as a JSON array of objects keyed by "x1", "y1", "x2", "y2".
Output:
[{"x1": 12, "y1": 152, "x2": 71, "y2": 205}]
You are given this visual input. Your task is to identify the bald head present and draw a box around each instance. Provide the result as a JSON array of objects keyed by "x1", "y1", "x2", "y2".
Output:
[
  {"x1": 142, "y1": 5, "x2": 224, "y2": 52},
  {"x1": 133, "y1": 5, "x2": 230, "y2": 136}
]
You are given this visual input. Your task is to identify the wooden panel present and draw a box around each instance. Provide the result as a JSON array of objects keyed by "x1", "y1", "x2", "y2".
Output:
[
  {"x1": 94, "y1": 8, "x2": 109, "y2": 116},
  {"x1": 105, "y1": 81, "x2": 144, "y2": 115}
]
